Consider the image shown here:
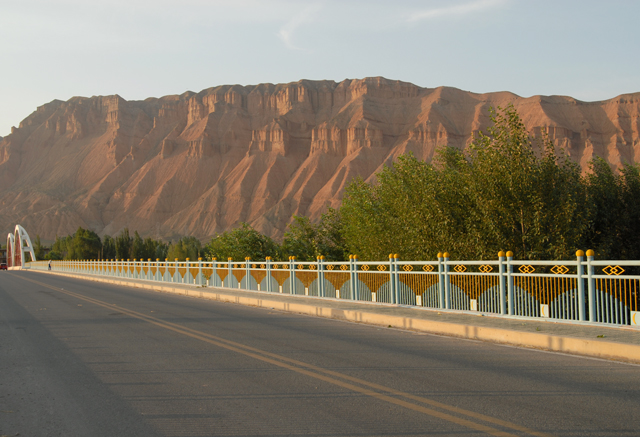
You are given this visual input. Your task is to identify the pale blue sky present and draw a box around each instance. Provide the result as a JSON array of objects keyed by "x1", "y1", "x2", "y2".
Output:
[{"x1": 1, "y1": 0, "x2": 638, "y2": 137}]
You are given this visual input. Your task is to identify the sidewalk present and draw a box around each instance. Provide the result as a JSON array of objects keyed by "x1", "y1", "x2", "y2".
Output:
[{"x1": 30, "y1": 269, "x2": 640, "y2": 364}]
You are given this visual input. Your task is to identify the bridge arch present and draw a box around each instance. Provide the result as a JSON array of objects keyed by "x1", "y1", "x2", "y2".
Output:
[{"x1": 6, "y1": 225, "x2": 36, "y2": 268}]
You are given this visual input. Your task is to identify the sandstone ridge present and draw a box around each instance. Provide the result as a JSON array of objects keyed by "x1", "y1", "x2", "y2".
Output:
[{"x1": 1, "y1": 77, "x2": 639, "y2": 241}]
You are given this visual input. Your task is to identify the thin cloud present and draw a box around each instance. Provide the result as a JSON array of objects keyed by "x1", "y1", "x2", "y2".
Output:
[
  {"x1": 278, "y1": 3, "x2": 323, "y2": 50},
  {"x1": 408, "y1": 0, "x2": 508, "y2": 22}
]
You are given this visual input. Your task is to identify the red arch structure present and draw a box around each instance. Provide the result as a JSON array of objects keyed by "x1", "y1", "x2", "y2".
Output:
[{"x1": 6, "y1": 225, "x2": 36, "y2": 269}]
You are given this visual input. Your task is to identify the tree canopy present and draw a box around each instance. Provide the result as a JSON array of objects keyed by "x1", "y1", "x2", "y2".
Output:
[
  {"x1": 340, "y1": 105, "x2": 639, "y2": 260},
  {"x1": 205, "y1": 223, "x2": 279, "y2": 261}
]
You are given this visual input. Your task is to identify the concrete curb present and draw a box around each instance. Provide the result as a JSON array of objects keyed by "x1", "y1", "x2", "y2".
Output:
[{"x1": 31, "y1": 270, "x2": 640, "y2": 364}]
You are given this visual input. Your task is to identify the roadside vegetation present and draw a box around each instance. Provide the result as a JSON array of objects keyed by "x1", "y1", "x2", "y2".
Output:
[{"x1": 39, "y1": 106, "x2": 640, "y2": 262}]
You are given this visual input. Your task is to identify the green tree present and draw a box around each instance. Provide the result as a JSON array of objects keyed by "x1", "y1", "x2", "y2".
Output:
[
  {"x1": 165, "y1": 236, "x2": 201, "y2": 261},
  {"x1": 205, "y1": 223, "x2": 279, "y2": 261},
  {"x1": 67, "y1": 227, "x2": 102, "y2": 260},
  {"x1": 182, "y1": 236, "x2": 203, "y2": 260},
  {"x1": 462, "y1": 107, "x2": 585, "y2": 260},
  {"x1": 130, "y1": 231, "x2": 145, "y2": 260},
  {"x1": 102, "y1": 235, "x2": 116, "y2": 259},
  {"x1": 33, "y1": 235, "x2": 45, "y2": 260},
  {"x1": 618, "y1": 164, "x2": 640, "y2": 259},
  {"x1": 340, "y1": 105, "x2": 588, "y2": 261},
  {"x1": 115, "y1": 228, "x2": 132, "y2": 260},
  {"x1": 316, "y1": 207, "x2": 348, "y2": 261},
  {"x1": 155, "y1": 241, "x2": 169, "y2": 260},
  {"x1": 584, "y1": 158, "x2": 640, "y2": 259},
  {"x1": 167, "y1": 241, "x2": 188, "y2": 261},
  {"x1": 45, "y1": 235, "x2": 67, "y2": 260},
  {"x1": 281, "y1": 216, "x2": 320, "y2": 261}
]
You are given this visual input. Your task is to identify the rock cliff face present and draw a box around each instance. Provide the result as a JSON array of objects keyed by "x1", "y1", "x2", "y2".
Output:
[{"x1": 1, "y1": 77, "x2": 639, "y2": 242}]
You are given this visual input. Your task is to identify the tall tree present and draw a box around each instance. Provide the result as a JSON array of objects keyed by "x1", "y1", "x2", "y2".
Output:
[
  {"x1": 130, "y1": 231, "x2": 145, "y2": 260},
  {"x1": 340, "y1": 105, "x2": 588, "y2": 261},
  {"x1": 102, "y1": 235, "x2": 116, "y2": 259},
  {"x1": 115, "y1": 228, "x2": 132, "y2": 260},
  {"x1": 205, "y1": 223, "x2": 279, "y2": 261},
  {"x1": 281, "y1": 216, "x2": 320, "y2": 261},
  {"x1": 67, "y1": 227, "x2": 102, "y2": 260},
  {"x1": 33, "y1": 235, "x2": 45, "y2": 260}
]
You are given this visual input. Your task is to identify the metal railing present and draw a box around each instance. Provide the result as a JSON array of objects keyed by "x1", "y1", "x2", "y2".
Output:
[{"x1": 28, "y1": 250, "x2": 640, "y2": 327}]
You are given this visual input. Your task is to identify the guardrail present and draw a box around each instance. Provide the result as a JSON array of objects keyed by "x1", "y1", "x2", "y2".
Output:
[{"x1": 28, "y1": 250, "x2": 640, "y2": 326}]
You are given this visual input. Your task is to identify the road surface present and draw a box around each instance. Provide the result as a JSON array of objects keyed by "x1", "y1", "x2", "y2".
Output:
[{"x1": 1, "y1": 271, "x2": 639, "y2": 436}]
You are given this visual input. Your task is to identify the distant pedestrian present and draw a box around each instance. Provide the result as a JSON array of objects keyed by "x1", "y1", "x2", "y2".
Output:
[{"x1": 48, "y1": 260, "x2": 51, "y2": 270}]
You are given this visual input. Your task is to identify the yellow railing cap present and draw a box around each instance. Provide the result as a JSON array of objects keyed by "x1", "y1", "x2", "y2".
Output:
[
  {"x1": 506, "y1": 251, "x2": 514, "y2": 257},
  {"x1": 576, "y1": 250, "x2": 585, "y2": 257},
  {"x1": 586, "y1": 249, "x2": 595, "y2": 257},
  {"x1": 443, "y1": 252, "x2": 449, "y2": 258},
  {"x1": 498, "y1": 251, "x2": 505, "y2": 257}
]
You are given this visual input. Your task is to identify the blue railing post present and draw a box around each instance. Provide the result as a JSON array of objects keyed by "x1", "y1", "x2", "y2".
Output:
[
  {"x1": 507, "y1": 251, "x2": 514, "y2": 315},
  {"x1": 587, "y1": 249, "x2": 596, "y2": 322},
  {"x1": 393, "y1": 254, "x2": 400, "y2": 305},
  {"x1": 443, "y1": 252, "x2": 451, "y2": 309},
  {"x1": 498, "y1": 251, "x2": 506, "y2": 315},
  {"x1": 318, "y1": 256, "x2": 325, "y2": 298},
  {"x1": 226, "y1": 258, "x2": 232, "y2": 288},
  {"x1": 389, "y1": 254, "x2": 396, "y2": 304},
  {"x1": 197, "y1": 257, "x2": 203, "y2": 286},
  {"x1": 437, "y1": 252, "x2": 445, "y2": 309},
  {"x1": 211, "y1": 258, "x2": 217, "y2": 287},
  {"x1": 354, "y1": 255, "x2": 360, "y2": 301},
  {"x1": 174, "y1": 258, "x2": 179, "y2": 283},
  {"x1": 164, "y1": 259, "x2": 169, "y2": 282},
  {"x1": 351, "y1": 255, "x2": 360, "y2": 300},
  {"x1": 265, "y1": 257, "x2": 272, "y2": 292},
  {"x1": 289, "y1": 256, "x2": 296, "y2": 294},
  {"x1": 348, "y1": 255, "x2": 355, "y2": 300},
  {"x1": 245, "y1": 257, "x2": 251, "y2": 290},
  {"x1": 576, "y1": 250, "x2": 586, "y2": 321}
]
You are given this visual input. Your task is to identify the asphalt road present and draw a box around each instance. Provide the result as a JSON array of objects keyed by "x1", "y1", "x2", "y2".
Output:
[{"x1": 1, "y1": 271, "x2": 639, "y2": 437}]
